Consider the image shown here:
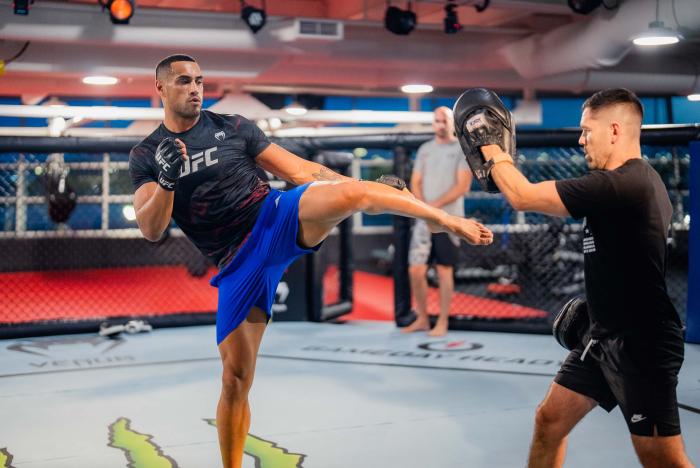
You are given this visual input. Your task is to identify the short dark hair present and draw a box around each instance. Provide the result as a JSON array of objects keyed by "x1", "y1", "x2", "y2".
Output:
[
  {"x1": 582, "y1": 88, "x2": 644, "y2": 120},
  {"x1": 156, "y1": 54, "x2": 196, "y2": 80}
]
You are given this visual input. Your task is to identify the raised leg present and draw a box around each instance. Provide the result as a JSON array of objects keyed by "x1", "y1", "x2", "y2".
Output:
[{"x1": 297, "y1": 180, "x2": 492, "y2": 248}]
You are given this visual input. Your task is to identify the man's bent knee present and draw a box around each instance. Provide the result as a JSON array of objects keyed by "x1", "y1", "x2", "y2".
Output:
[
  {"x1": 341, "y1": 180, "x2": 370, "y2": 212},
  {"x1": 221, "y1": 363, "x2": 255, "y2": 401},
  {"x1": 534, "y1": 403, "x2": 569, "y2": 440}
]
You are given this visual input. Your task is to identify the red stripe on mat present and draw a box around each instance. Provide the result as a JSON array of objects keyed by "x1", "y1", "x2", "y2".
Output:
[
  {"x1": 0, "y1": 267, "x2": 218, "y2": 323},
  {"x1": 0, "y1": 266, "x2": 545, "y2": 324},
  {"x1": 343, "y1": 270, "x2": 547, "y2": 321}
]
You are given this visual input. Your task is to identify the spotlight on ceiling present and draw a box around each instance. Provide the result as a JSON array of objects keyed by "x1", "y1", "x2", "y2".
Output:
[
  {"x1": 99, "y1": 0, "x2": 134, "y2": 24},
  {"x1": 13, "y1": 0, "x2": 32, "y2": 15},
  {"x1": 385, "y1": 2, "x2": 417, "y2": 35},
  {"x1": 444, "y1": 2, "x2": 462, "y2": 34},
  {"x1": 632, "y1": 20, "x2": 683, "y2": 46},
  {"x1": 567, "y1": 0, "x2": 602, "y2": 15},
  {"x1": 241, "y1": 1, "x2": 267, "y2": 34}
]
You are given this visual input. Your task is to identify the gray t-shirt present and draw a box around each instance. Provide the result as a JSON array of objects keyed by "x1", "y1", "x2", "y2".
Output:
[{"x1": 413, "y1": 139, "x2": 469, "y2": 217}]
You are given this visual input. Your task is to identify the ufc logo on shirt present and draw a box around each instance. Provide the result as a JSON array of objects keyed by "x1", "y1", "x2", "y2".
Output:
[{"x1": 180, "y1": 147, "x2": 219, "y2": 177}]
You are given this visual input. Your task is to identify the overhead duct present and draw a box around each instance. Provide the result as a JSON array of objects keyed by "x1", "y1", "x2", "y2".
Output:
[
  {"x1": 502, "y1": 0, "x2": 700, "y2": 80},
  {"x1": 532, "y1": 70, "x2": 700, "y2": 95}
]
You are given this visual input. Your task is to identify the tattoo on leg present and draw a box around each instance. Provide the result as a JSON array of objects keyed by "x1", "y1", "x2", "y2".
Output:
[{"x1": 311, "y1": 167, "x2": 343, "y2": 181}]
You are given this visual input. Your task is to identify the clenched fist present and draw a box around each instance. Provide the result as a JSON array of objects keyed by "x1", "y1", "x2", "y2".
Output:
[{"x1": 155, "y1": 137, "x2": 186, "y2": 191}]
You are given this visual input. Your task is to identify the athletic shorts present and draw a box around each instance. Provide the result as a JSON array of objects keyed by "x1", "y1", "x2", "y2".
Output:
[
  {"x1": 554, "y1": 322, "x2": 685, "y2": 436},
  {"x1": 408, "y1": 219, "x2": 460, "y2": 267},
  {"x1": 210, "y1": 183, "x2": 318, "y2": 344}
]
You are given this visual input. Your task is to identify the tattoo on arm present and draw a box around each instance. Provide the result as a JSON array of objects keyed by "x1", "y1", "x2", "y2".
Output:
[{"x1": 311, "y1": 167, "x2": 343, "y2": 181}]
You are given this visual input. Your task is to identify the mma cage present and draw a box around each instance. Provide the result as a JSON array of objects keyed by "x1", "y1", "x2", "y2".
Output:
[{"x1": 0, "y1": 126, "x2": 698, "y2": 343}]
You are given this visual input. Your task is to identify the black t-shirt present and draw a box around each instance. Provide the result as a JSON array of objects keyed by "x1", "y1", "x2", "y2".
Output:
[
  {"x1": 555, "y1": 159, "x2": 681, "y2": 337},
  {"x1": 129, "y1": 111, "x2": 271, "y2": 266}
]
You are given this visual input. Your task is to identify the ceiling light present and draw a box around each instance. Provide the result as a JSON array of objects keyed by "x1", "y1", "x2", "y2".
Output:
[
  {"x1": 241, "y1": 1, "x2": 267, "y2": 34},
  {"x1": 285, "y1": 101, "x2": 307, "y2": 116},
  {"x1": 444, "y1": 2, "x2": 462, "y2": 34},
  {"x1": 99, "y1": 0, "x2": 134, "y2": 25},
  {"x1": 384, "y1": 3, "x2": 417, "y2": 35},
  {"x1": 632, "y1": 21, "x2": 683, "y2": 46},
  {"x1": 401, "y1": 84, "x2": 433, "y2": 94},
  {"x1": 688, "y1": 94, "x2": 700, "y2": 102},
  {"x1": 83, "y1": 76, "x2": 119, "y2": 85}
]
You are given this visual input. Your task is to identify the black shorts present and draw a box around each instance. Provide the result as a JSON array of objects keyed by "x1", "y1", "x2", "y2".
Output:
[
  {"x1": 428, "y1": 233, "x2": 459, "y2": 267},
  {"x1": 409, "y1": 221, "x2": 460, "y2": 267},
  {"x1": 554, "y1": 323, "x2": 685, "y2": 436}
]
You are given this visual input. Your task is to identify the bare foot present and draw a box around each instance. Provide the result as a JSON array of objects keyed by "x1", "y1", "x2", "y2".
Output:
[
  {"x1": 428, "y1": 321, "x2": 449, "y2": 337},
  {"x1": 444, "y1": 216, "x2": 493, "y2": 245},
  {"x1": 401, "y1": 318, "x2": 431, "y2": 333}
]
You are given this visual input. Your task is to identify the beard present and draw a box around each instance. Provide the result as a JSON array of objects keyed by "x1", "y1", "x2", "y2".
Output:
[{"x1": 173, "y1": 101, "x2": 201, "y2": 119}]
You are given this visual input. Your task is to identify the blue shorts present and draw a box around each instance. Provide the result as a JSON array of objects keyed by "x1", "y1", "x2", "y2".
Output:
[{"x1": 210, "y1": 183, "x2": 317, "y2": 344}]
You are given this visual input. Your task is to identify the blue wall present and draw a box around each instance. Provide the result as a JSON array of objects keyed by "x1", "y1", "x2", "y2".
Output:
[
  {"x1": 671, "y1": 97, "x2": 700, "y2": 124},
  {"x1": 0, "y1": 97, "x2": 47, "y2": 127}
]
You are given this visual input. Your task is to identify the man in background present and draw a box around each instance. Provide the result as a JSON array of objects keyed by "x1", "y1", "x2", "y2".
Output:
[{"x1": 402, "y1": 106, "x2": 472, "y2": 336}]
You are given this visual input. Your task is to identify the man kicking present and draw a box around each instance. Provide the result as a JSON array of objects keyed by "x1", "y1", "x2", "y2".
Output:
[{"x1": 129, "y1": 54, "x2": 493, "y2": 468}]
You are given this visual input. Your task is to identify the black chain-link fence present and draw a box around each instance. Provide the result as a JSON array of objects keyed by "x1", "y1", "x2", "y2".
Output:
[
  {"x1": 433, "y1": 146, "x2": 689, "y2": 327},
  {"x1": 0, "y1": 149, "x2": 220, "y2": 337},
  {"x1": 389, "y1": 134, "x2": 694, "y2": 333},
  {"x1": 0, "y1": 128, "x2": 696, "y2": 337},
  {"x1": 0, "y1": 141, "x2": 353, "y2": 338}
]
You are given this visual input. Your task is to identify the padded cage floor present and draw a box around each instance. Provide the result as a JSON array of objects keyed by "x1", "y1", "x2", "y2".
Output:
[{"x1": 0, "y1": 321, "x2": 699, "y2": 468}]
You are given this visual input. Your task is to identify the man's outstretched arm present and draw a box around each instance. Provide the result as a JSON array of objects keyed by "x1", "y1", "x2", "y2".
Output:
[
  {"x1": 480, "y1": 145, "x2": 570, "y2": 217},
  {"x1": 256, "y1": 143, "x2": 354, "y2": 185},
  {"x1": 453, "y1": 88, "x2": 568, "y2": 218}
]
